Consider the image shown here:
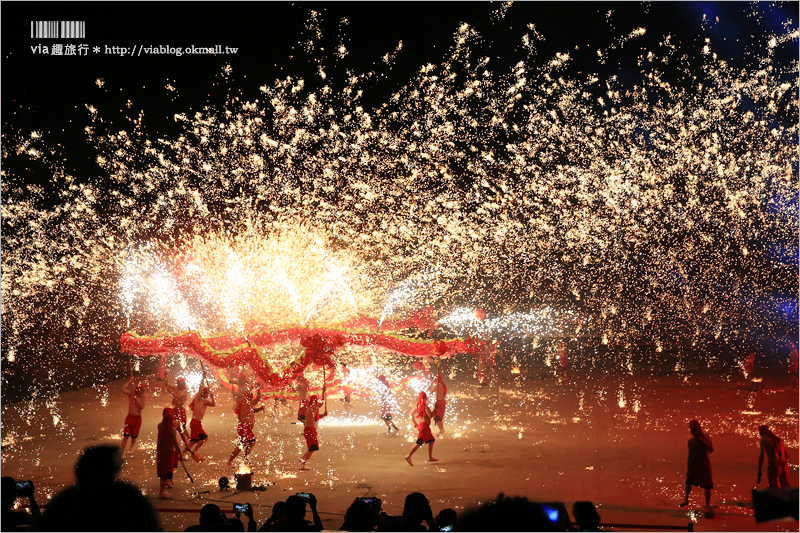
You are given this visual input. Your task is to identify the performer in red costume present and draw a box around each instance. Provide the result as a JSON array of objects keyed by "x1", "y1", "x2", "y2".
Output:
[
  {"x1": 187, "y1": 382, "x2": 215, "y2": 462},
  {"x1": 296, "y1": 375, "x2": 309, "y2": 421},
  {"x1": 376, "y1": 375, "x2": 399, "y2": 433},
  {"x1": 227, "y1": 374, "x2": 264, "y2": 468},
  {"x1": 405, "y1": 391, "x2": 438, "y2": 466},
  {"x1": 300, "y1": 394, "x2": 328, "y2": 470},
  {"x1": 120, "y1": 380, "x2": 147, "y2": 453},
  {"x1": 156, "y1": 408, "x2": 184, "y2": 499}
]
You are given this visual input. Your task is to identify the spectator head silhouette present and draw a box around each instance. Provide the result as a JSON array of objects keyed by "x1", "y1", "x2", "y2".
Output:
[
  {"x1": 572, "y1": 501, "x2": 601, "y2": 531},
  {"x1": 38, "y1": 445, "x2": 160, "y2": 531},
  {"x1": 403, "y1": 492, "x2": 433, "y2": 524},
  {"x1": 284, "y1": 495, "x2": 308, "y2": 520},
  {"x1": 270, "y1": 500, "x2": 286, "y2": 520},
  {"x1": 75, "y1": 445, "x2": 123, "y2": 484},
  {"x1": 342, "y1": 498, "x2": 377, "y2": 531},
  {"x1": 199, "y1": 504, "x2": 224, "y2": 526},
  {"x1": 435, "y1": 508, "x2": 457, "y2": 530},
  {"x1": 455, "y1": 493, "x2": 565, "y2": 532},
  {"x1": 1, "y1": 477, "x2": 18, "y2": 510}
]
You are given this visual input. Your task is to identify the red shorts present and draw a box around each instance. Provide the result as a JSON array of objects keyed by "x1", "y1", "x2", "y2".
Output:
[
  {"x1": 304, "y1": 426, "x2": 319, "y2": 451},
  {"x1": 434, "y1": 399, "x2": 446, "y2": 421},
  {"x1": 123, "y1": 414, "x2": 142, "y2": 438},
  {"x1": 237, "y1": 423, "x2": 255, "y2": 444},
  {"x1": 380, "y1": 400, "x2": 392, "y2": 420},
  {"x1": 416, "y1": 422, "x2": 435, "y2": 445},
  {"x1": 189, "y1": 419, "x2": 207, "y2": 442}
]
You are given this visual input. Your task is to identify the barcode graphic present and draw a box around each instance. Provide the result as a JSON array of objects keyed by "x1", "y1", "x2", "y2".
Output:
[{"x1": 31, "y1": 21, "x2": 86, "y2": 39}]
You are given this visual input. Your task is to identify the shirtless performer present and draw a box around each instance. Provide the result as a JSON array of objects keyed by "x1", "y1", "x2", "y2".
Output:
[
  {"x1": 376, "y1": 375, "x2": 399, "y2": 433},
  {"x1": 405, "y1": 391, "x2": 438, "y2": 466},
  {"x1": 296, "y1": 375, "x2": 309, "y2": 421},
  {"x1": 120, "y1": 380, "x2": 147, "y2": 453},
  {"x1": 227, "y1": 376, "x2": 264, "y2": 467},
  {"x1": 300, "y1": 394, "x2": 328, "y2": 470},
  {"x1": 339, "y1": 363, "x2": 353, "y2": 415},
  {"x1": 187, "y1": 384, "x2": 215, "y2": 462},
  {"x1": 164, "y1": 377, "x2": 190, "y2": 434}
]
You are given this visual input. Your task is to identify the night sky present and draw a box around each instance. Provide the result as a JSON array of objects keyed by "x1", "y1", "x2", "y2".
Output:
[{"x1": 5, "y1": 2, "x2": 793, "y2": 169}]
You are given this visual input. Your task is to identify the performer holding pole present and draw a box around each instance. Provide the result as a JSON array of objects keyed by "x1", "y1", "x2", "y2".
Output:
[
  {"x1": 227, "y1": 371, "x2": 264, "y2": 468},
  {"x1": 120, "y1": 379, "x2": 148, "y2": 453},
  {"x1": 405, "y1": 391, "x2": 438, "y2": 466},
  {"x1": 376, "y1": 374, "x2": 399, "y2": 433},
  {"x1": 163, "y1": 376, "x2": 190, "y2": 436},
  {"x1": 187, "y1": 364, "x2": 216, "y2": 462},
  {"x1": 300, "y1": 366, "x2": 329, "y2": 471},
  {"x1": 296, "y1": 374, "x2": 309, "y2": 421},
  {"x1": 163, "y1": 375, "x2": 197, "y2": 467}
]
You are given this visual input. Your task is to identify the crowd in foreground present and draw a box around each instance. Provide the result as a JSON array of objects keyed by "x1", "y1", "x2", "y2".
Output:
[
  {"x1": 2, "y1": 445, "x2": 601, "y2": 532},
  {"x1": 3, "y1": 434, "x2": 795, "y2": 532}
]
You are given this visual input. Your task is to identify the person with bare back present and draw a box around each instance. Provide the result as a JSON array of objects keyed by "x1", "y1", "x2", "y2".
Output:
[
  {"x1": 339, "y1": 362, "x2": 353, "y2": 415},
  {"x1": 227, "y1": 374, "x2": 264, "y2": 468},
  {"x1": 120, "y1": 380, "x2": 147, "y2": 453},
  {"x1": 164, "y1": 376, "x2": 190, "y2": 435},
  {"x1": 405, "y1": 391, "x2": 438, "y2": 466},
  {"x1": 432, "y1": 373, "x2": 448, "y2": 437},
  {"x1": 300, "y1": 393, "x2": 328, "y2": 470},
  {"x1": 187, "y1": 376, "x2": 215, "y2": 462},
  {"x1": 376, "y1": 375, "x2": 399, "y2": 433},
  {"x1": 296, "y1": 374, "x2": 309, "y2": 421}
]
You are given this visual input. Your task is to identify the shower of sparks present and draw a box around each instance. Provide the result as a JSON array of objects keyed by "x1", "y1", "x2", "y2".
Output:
[
  {"x1": 1, "y1": 3, "x2": 798, "y2": 402},
  {"x1": 378, "y1": 271, "x2": 442, "y2": 326},
  {"x1": 439, "y1": 306, "x2": 587, "y2": 339},
  {"x1": 115, "y1": 226, "x2": 375, "y2": 334}
]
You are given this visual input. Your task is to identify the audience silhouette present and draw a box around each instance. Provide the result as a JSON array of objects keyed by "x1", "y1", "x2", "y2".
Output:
[
  {"x1": 434, "y1": 508, "x2": 457, "y2": 532},
  {"x1": 572, "y1": 501, "x2": 601, "y2": 532},
  {"x1": 268, "y1": 494, "x2": 323, "y2": 531},
  {"x1": 378, "y1": 492, "x2": 435, "y2": 531},
  {"x1": 12, "y1": 447, "x2": 621, "y2": 533},
  {"x1": 2, "y1": 476, "x2": 41, "y2": 531},
  {"x1": 340, "y1": 498, "x2": 379, "y2": 531},
  {"x1": 38, "y1": 445, "x2": 160, "y2": 531},
  {"x1": 258, "y1": 501, "x2": 286, "y2": 532},
  {"x1": 186, "y1": 504, "x2": 239, "y2": 532},
  {"x1": 455, "y1": 493, "x2": 570, "y2": 532}
]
